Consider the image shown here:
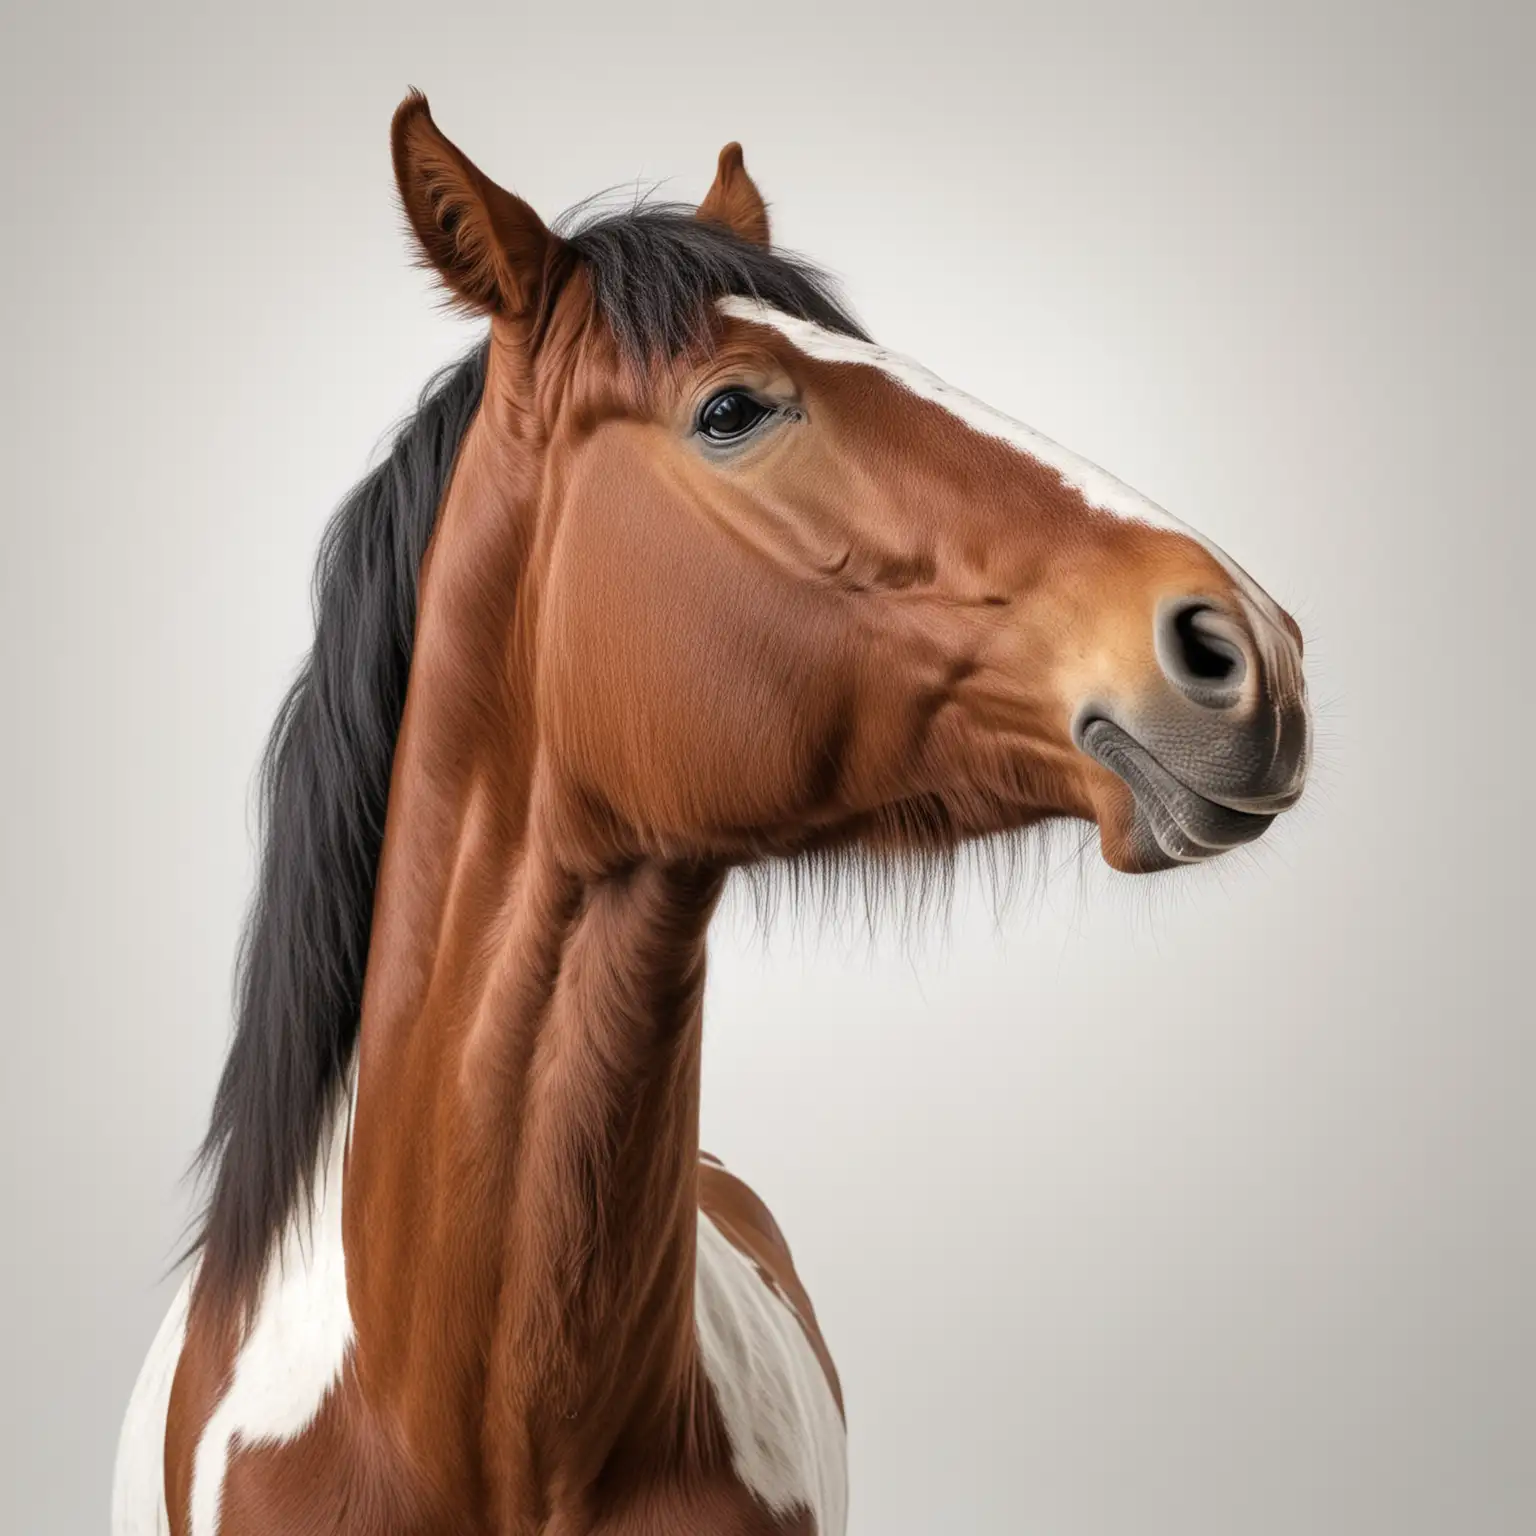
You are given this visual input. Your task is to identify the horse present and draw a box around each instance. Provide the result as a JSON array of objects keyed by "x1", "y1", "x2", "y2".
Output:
[{"x1": 112, "y1": 92, "x2": 1311, "y2": 1536}]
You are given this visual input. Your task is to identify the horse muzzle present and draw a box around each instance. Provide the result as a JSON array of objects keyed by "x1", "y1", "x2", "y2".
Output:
[{"x1": 1075, "y1": 595, "x2": 1311, "y2": 871}]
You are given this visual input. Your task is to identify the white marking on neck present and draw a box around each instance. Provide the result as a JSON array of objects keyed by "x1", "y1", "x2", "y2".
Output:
[
  {"x1": 694, "y1": 1209, "x2": 848, "y2": 1534},
  {"x1": 113, "y1": 1271, "x2": 195, "y2": 1535},
  {"x1": 716, "y1": 296, "x2": 1285, "y2": 629},
  {"x1": 187, "y1": 1066, "x2": 358, "y2": 1536}
]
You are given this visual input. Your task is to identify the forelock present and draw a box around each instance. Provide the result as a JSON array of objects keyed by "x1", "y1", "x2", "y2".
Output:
[{"x1": 554, "y1": 199, "x2": 867, "y2": 365}]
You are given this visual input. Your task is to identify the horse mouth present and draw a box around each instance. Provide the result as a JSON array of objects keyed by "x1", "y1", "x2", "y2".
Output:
[{"x1": 1076, "y1": 717, "x2": 1277, "y2": 869}]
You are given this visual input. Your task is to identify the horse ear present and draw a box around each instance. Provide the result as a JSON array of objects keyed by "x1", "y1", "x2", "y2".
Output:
[
  {"x1": 697, "y1": 143, "x2": 771, "y2": 247},
  {"x1": 391, "y1": 92, "x2": 557, "y2": 318}
]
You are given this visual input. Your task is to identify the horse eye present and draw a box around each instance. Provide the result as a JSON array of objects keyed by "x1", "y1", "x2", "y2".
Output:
[{"x1": 699, "y1": 390, "x2": 772, "y2": 442}]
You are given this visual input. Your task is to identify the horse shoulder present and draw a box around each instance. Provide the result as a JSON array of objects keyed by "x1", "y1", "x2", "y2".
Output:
[
  {"x1": 695, "y1": 1159, "x2": 847, "y2": 1535},
  {"x1": 112, "y1": 1273, "x2": 194, "y2": 1536}
]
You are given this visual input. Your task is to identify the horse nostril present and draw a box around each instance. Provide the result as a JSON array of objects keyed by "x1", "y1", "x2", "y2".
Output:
[
  {"x1": 1174, "y1": 607, "x2": 1238, "y2": 681},
  {"x1": 1157, "y1": 601, "x2": 1248, "y2": 705}
]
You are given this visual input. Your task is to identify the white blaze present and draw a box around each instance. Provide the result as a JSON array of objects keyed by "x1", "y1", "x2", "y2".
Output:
[{"x1": 716, "y1": 296, "x2": 1290, "y2": 634}]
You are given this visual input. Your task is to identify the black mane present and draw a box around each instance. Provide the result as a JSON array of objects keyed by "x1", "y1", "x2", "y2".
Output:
[
  {"x1": 193, "y1": 206, "x2": 862, "y2": 1302},
  {"x1": 192, "y1": 345, "x2": 488, "y2": 1298}
]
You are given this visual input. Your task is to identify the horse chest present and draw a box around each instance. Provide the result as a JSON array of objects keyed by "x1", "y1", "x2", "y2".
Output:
[{"x1": 115, "y1": 1208, "x2": 847, "y2": 1536}]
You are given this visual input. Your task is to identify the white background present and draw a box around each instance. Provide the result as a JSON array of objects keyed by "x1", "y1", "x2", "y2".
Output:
[{"x1": 2, "y1": 1, "x2": 1532, "y2": 1530}]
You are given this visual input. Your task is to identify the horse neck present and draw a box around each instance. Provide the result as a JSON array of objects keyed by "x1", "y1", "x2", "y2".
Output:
[{"x1": 343, "y1": 384, "x2": 725, "y2": 1484}]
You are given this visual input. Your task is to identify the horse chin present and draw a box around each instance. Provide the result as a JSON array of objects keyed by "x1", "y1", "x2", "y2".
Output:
[{"x1": 1083, "y1": 720, "x2": 1279, "y2": 874}]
